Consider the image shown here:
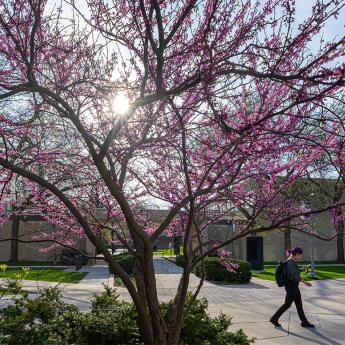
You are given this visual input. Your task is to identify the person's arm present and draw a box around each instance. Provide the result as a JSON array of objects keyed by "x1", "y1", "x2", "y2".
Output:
[
  {"x1": 301, "y1": 278, "x2": 312, "y2": 287},
  {"x1": 298, "y1": 263, "x2": 312, "y2": 286}
]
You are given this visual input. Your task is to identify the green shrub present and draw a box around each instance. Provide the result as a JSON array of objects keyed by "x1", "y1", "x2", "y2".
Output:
[
  {"x1": 162, "y1": 293, "x2": 253, "y2": 345},
  {"x1": 0, "y1": 286, "x2": 141, "y2": 345},
  {"x1": 82, "y1": 286, "x2": 141, "y2": 345},
  {"x1": 175, "y1": 254, "x2": 184, "y2": 267},
  {"x1": 109, "y1": 252, "x2": 135, "y2": 275},
  {"x1": 195, "y1": 257, "x2": 251, "y2": 284},
  {"x1": 0, "y1": 287, "x2": 82, "y2": 345}
]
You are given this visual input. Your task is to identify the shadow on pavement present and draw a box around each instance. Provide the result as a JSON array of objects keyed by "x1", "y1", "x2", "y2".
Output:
[
  {"x1": 210, "y1": 281, "x2": 270, "y2": 290},
  {"x1": 287, "y1": 329, "x2": 343, "y2": 345}
]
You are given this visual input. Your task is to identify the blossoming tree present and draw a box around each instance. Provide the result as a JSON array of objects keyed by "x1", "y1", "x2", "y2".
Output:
[{"x1": 1, "y1": 0, "x2": 345, "y2": 344}]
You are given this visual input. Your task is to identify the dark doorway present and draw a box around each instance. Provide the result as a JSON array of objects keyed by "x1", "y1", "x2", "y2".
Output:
[{"x1": 246, "y1": 236, "x2": 263, "y2": 270}]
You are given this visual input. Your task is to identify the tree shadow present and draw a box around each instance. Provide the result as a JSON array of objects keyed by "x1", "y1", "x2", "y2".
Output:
[
  {"x1": 210, "y1": 281, "x2": 270, "y2": 289},
  {"x1": 287, "y1": 329, "x2": 344, "y2": 345}
]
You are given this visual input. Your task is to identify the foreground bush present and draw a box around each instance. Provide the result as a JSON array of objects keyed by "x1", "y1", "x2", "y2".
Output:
[
  {"x1": 0, "y1": 286, "x2": 253, "y2": 345},
  {"x1": 162, "y1": 293, "x2": 253, "y2": 345},
  {"x1": 195, "y1": 257, "x2": 251, "y2": 284}
]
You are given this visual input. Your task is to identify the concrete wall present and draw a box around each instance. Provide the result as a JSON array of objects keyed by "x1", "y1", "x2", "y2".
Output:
[
  {"x1": 153, "y1": 237, "x2": 173, "y2": 250},
  {"x1": 207, "y1": 212, "x2": 344, "y2": 262},
  {"x1": 0, "y1": 219, "x2": 94, "y2": 262},
  {"x1": 0, "y1": 221, "x2": 11, "y2": 261},
  {"x1": 206, "y1": 223, "x2": 247, "y2": 259},
  {"x1": 1, "y1": 208, "x2": 343, "y2": 263},
  {"x1": 288, "y1": 213, "x2": 339, "y2": 261}
]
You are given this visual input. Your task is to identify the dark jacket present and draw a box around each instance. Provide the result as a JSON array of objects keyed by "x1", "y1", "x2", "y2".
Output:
[{"x1": 286, "y1": 259, "x2": 301, "y2": 283}]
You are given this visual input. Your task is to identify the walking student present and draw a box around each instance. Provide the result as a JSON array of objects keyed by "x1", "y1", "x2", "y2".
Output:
[{"x1": 270, "y1": 247, "x2": 315, "y2": 328}]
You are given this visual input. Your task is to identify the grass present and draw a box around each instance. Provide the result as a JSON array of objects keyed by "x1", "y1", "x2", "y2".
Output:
[
  {"x1": 252, "y1": 265, "x2": 345, "y2": 281},
  {"x1": 0, "y1": 268, "x2": 87, "y2": 284},
  {"x1": 153, "y1": 246, "x2": 183, "y2": 256},
  {"x1": 264, "y1": 261, "x2": 345, "y2": 265},
  {"x1": 0, "y1": 261, "x2": 59, "y2": 266}
]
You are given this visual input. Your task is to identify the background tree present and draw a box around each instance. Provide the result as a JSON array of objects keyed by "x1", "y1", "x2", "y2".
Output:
[{"x1": 305, "y1": 100, "x2": 345, "y2": 261}]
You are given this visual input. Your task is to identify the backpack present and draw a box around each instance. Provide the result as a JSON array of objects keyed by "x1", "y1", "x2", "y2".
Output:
[{"x1": 275, "y1": 261, "x2": 288, "y2": 287}]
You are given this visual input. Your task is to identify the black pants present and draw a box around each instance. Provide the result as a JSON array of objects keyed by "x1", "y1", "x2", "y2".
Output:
[{"x1": 271, "y1": 281, "x2": 308, "y2": 323}]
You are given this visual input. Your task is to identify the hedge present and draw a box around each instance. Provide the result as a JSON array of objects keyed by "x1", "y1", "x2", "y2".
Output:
[
  {"x1": 109, "y1": 252, "x2": 135, "y2": 275},
  {"x1": 175, "y1": 254, "x2": 185, "y2": 268},
  {"x1": 195, "y1": 257, "x2": 251, "y2": 284}
]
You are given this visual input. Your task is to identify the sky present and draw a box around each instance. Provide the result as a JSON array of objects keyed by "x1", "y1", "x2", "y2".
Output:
[{"x1": 294, "y1": 1, "x2": 345, "y2": 52}]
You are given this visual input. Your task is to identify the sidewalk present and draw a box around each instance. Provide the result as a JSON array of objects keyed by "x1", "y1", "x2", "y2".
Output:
[
  {"x1": 65, "y1": 265, "x2": 110, "y2": 286},
  {"x1": 0, "y1": 264, "x2": 111, "y2": 311}
]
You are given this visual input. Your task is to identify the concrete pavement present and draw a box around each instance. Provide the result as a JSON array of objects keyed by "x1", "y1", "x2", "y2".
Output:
[{"x1": 65, "y1": 265, "x2": 110, "y2": 286}]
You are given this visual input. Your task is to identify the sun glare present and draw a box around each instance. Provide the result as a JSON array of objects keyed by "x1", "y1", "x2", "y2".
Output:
[{"x1": 112, "y1": 94, "x2": 130, "y2": 115}]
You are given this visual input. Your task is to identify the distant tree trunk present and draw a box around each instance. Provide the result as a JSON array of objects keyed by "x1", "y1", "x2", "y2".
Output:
[
  {"x1": 10, "y1": 215, "x2": 19, "y2": 262},
  {"x1": 284, "y1": 229, "x2": 291, "y2": 257},
  {"x1": 336, "y1": 218, "x2": 345, "y2": 262},
  {"x1": 337, "y1": 233, "x2": 344, "y2": 262}
]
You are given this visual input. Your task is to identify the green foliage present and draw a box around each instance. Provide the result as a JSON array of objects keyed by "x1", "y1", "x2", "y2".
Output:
[
  {"x1": 82, "y1": 288, "x2": 141, "y2": 345},
  {"x1": 109, "y1": 252, "x2": 135, "y2": 275},
  {"x1": 0, "y1": 285, "x2": 252, "y2": 345},
  {"x1": 162, "y1": 293, "x2": 253, "y2": 345},
  {"x1": 175, "y1": 255, "x2": 185, "y2": 268},
  {"x1": 175, "y1": 254, "x2": 196, "y2": 270},
  {"x1": 0, "y1": 266, "x2": 30, "y2": 297},
  {"x1": 0, "y1": 286, "x2": 141, "y2": 345},
  {"x1": 195, "y1": 257, "x2": 251, "y2": 284},
  {"x1": 0, "y1": 287, "x2": 81, "y2": 345}
]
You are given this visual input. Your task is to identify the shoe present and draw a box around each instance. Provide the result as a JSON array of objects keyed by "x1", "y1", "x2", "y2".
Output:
[
  {"x1": 301, "y1": 322, "x2": 315, "y2": 328},
  {"x1": 269, "y1": 318, "x2": 281, "y2": 327}
]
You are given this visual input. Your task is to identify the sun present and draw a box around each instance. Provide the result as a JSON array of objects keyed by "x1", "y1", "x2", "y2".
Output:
[{"x1": 111, "y1": 94, "x2": 130, "y2": 115}]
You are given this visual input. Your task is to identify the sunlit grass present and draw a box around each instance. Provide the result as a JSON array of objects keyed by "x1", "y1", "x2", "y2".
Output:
[
  {"x1": 153, "y1": 246, "x2": 183, "y2": 256},
  {"x1": 252, "y1": 265, "x2": 345, "y2": 281},
  {"x1": 0, "y1": 268, "x2": 87, "y2": 284}
]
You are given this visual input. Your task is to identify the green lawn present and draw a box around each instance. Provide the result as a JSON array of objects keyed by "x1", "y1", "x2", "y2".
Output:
[
  {"x1": 0, "y1": 261, "x2": 60, "y2": 266},
  {"x1": 264, "y1": 261, "x2": 345, "y2": 265},
  {"x1": 0, "y1": 268, "x2": 87, "y2": 284},
  {"x1": 153, "y1": 247, "x2": 183, "y2": 256},
  {"x1": 253, "y1": 265, "x2": 345, "y2": 281}
]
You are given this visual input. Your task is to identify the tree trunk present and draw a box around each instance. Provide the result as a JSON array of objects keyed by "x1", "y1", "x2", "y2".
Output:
[
  {"x1": 336, "y1": 219, "x2": 344, "y2": 262},
  {"x1": 284, "y1": 228, "x2": 291, "y2": 257},
  {"x1": 337, "y1": 233, "x2": 344, "y2": 262},
  {"x1": 10, "y1": 215, "x2": 19, "y2": 262},
  {"x1": 142, "y1": 255, "x2": 167, "y2": 345},
  {"x1": 133, "y1": 241, "x2": 167, "y2": 345},
  {"x1": 167, "y1": 275, "x2": 189, "y2": 345}
]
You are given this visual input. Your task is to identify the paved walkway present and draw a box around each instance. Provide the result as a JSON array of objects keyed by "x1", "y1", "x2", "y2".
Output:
[
  {"x1": 2, "y1": 257, "x2": 345, "y2": 344},
  {"x1": 65, "y1": 265, "x2": 110, "y2": 286}
]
